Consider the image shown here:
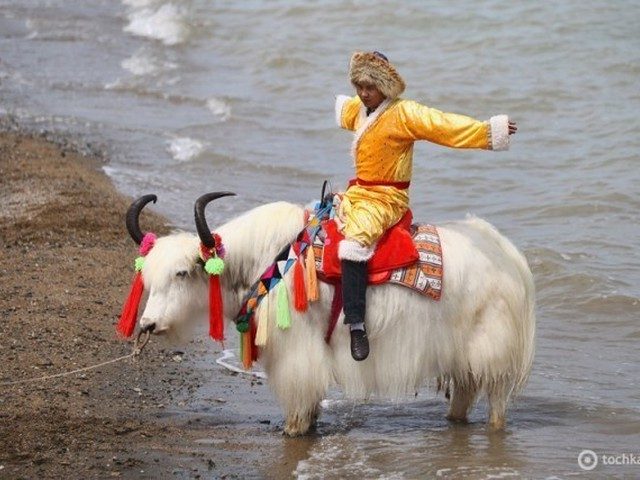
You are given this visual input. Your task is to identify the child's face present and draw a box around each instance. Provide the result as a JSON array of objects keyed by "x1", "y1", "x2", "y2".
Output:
[{"x1": 354, "y1": 82, "x2": 385, "y2": 111}]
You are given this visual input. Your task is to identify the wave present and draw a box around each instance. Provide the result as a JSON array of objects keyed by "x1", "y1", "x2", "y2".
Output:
[
  {"x1": 123, "y1": 2, "x2": 187, "y2": 46},
  {"x1": 206, "y1": 97, "x2": 231, "y2": 121},
  {"x1": 121, "y1": 48, "x2": 177, "y2": 76},
  {"x1": 166, "y1": 137, "x2": 205, "y2": 162}
]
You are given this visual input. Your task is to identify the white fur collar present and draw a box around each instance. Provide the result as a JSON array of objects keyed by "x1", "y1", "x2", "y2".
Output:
[{"x1": 350, "y1": 98, "x2": 394, "y2": 163}]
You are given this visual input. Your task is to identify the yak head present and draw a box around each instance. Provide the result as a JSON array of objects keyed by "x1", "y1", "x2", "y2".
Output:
[{"x1": 121, "y1": 192, "x2": 234, "y2": 341}]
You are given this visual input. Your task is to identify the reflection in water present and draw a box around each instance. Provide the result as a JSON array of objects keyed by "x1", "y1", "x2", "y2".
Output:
[
  {"x1": 289, "y1": 395, "x2": 640, "y2": 478},
  {"x1": 267, "y1": 436, "x2": 318, "y2": 480}
]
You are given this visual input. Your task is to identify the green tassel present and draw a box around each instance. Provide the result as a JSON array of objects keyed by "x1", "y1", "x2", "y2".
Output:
[
  {"x1": 276, "y1": 281, "x2": 291, "y2": 330},
  {"x1": 205, "y1": 257, "x2": 225, "y2": 275},
  {"x1": 236, "y1": 320, "x2": 250, "y2": 333},
  {"x1": 134, "y1": 256, "x2": 145, "y2": 272}
]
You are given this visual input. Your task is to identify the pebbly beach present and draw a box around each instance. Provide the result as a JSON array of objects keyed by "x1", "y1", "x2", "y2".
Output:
[{"x1": 0, "y1": 126, "x2": 300, "y2": 479}]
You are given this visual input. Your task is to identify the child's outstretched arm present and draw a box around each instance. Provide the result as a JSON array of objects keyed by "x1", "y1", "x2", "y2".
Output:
[{"x1": 398, "y1": 100, "x2": 514, "y2": 151}]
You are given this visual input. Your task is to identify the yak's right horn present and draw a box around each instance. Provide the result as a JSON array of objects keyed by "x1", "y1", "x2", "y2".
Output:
[{"x1": 194, "y1": 192, "x2": 236, "y2": 248}]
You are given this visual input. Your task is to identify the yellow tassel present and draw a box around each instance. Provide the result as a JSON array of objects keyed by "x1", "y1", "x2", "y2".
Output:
[
  {"x1": 255, "y1": 294, "x2": 269, "y2": 346},
  {"x1": 305, "y1": 247, "x2": 319, "y2": 302}
]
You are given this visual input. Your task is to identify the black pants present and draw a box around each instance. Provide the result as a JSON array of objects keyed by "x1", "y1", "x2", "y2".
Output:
[{"x1": 341, "y1": 260, "x2": 368, "y2": 325}]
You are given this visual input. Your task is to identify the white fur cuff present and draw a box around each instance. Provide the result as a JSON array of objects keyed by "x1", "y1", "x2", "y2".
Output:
[
  {"x1": 489, "y1": 115, "x2": 510, "y2": 151},
  {"x1": 338, "y1": 239, "x2": 374, "y2": 262},
  {"x1": 335, "y1": 95, "x2": 350, "y2": 127}
]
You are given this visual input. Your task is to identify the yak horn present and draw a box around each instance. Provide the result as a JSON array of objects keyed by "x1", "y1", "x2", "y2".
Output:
[
  {"x1": 194, "y1": 192, "x2": 236, "y2": 248},
  {"x1": 126, "y1": 194, "x2": 157, "y2": 245}
]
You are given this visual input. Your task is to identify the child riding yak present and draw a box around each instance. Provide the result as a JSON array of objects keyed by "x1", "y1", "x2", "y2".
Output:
[{"x1": 335, "y1": 51, "x2": 517, "y2": 361}]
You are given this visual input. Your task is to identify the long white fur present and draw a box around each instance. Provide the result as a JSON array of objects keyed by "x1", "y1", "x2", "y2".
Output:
[{"x1": 137, "y1": 202, "x2": 535, "y2": 435}]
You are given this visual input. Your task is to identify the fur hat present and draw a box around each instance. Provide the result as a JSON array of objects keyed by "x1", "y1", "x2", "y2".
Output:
[{"x1": 349, "y1": 51, "x2": 405, "y2": 100}]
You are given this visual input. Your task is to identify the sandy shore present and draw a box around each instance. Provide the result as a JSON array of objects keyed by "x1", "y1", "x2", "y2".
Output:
[{"x1": 0, "y1": 130, "x2": 308, "y2": 479}]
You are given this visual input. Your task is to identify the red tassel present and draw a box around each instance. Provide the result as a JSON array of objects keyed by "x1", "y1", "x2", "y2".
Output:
[
  {"x1": 208, "y1": 274, "x2": 224, "y2": 341},
  {"x1": 324, "y1": 281, "x2": 343, "y2": 344},
  {"x1": 117, "y1": 272, "x2": 144, "y2": 338},
  {"x1": 293, "y1": 257, "x2": 308, "y2": 312}
]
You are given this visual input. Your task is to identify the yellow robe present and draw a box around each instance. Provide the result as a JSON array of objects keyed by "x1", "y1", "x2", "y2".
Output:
[{"x1": 336, "y1": 95, "x2": 493, "y2": 246}]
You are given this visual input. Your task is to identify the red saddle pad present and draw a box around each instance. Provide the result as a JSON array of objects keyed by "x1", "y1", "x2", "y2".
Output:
[{"x1": 321, "y1": 210, "x2": 419, "y2": 283}]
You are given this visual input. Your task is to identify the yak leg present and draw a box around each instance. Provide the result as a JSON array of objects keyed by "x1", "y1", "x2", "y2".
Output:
[
  {"x1": 270, "y1": 348, "x2": 329, "y2": 437},
  {"x1": 279, "y1": 365, "x2": 327, "y2": 436},
  {"x1": 446, "y1": 375, "x2": 477, "y2": 423},
  {"x1": 486, "y1": 381, "x2": 509, "y2": 430},
  {"x1": 264, "y1": 307, "x2": 331, "y2": 437}
]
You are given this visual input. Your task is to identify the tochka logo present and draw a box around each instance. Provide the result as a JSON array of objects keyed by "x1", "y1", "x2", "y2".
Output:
[{"x1": 578, "y1": 450, "x2": 640, "y2": 471}]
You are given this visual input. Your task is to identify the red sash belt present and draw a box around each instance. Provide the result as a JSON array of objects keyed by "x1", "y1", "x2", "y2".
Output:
[{"x1": 349, "y1": 177, "x2": 410, "y2": 189}]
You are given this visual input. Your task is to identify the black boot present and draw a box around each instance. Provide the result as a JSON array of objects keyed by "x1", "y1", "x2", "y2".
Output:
[{"x1": 341, "y1": 259, "x2": 369, "y2": 361}]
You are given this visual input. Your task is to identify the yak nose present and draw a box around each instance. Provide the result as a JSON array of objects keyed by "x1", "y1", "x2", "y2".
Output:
[
  {"x1": 140, "y1": 317, "x2": 156, "y2": 333},
  {"x1": 140, "y1": 321, "x2": 156, "y2": 334}
]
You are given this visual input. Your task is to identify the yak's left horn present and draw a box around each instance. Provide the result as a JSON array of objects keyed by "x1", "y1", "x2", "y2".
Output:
[
  {"x1": 126, "y1": 194, "x2": 157, "y2": 244},
  {"x1": 194, "y1": 192, "x2": 236, "y2": 248}
]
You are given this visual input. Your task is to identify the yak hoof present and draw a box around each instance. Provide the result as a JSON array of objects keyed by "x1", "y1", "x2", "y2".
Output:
[
  {"x1": 284, "y1": 420, "x2": 311, "y2": 437},
  {"x1": 446, "y1": 413, "x2": 469, "y2": 424},
  {"x1": 283, "y1": 410, "x2": 318, "y2": 437},
  {"x1": 487, "y1": 416, "x2": 506, "y2": 431}
]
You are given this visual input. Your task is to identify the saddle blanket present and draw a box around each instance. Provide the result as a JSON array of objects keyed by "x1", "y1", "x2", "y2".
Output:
[{"x1": 312, "y1": 223, "x2": 443, "y2": 301}]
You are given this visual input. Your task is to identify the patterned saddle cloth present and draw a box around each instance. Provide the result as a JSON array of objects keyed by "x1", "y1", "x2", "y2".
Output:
[{"x1": 312, "y1": 214, "x2": 443, "y2": 300}]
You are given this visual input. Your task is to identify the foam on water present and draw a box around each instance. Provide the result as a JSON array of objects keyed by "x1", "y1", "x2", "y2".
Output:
[
  {"x1": 215, "y1": 349, "x2": 267, "y2": 379},
  {"x1": 293, "y1": 435, "x2": 393, "y2": 480},
  {"x1": 121, "y1": 48, "x2": 177, "y2": 76},
  {"x1": 123, "y1": 2, "x2": 187, "y2": 46},
  {"x1": 166, "y1": 137, "x2": 205, "y2": 162},
  {"x1": 121, "y1": 50, "x2": 159, "y2": 76},
  {"x1": 206, "y1": 97, "x2": 231, "y2": 121}
]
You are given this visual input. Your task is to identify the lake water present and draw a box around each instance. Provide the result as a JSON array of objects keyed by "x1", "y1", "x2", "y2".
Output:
[{"x1": 1, "y1": 0, "x2": 639, "y2": 477}]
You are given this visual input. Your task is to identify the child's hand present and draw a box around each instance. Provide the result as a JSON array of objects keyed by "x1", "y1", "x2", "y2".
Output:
[{"x1": 508, "y1": 121, "x2": 518, "y2": 135}]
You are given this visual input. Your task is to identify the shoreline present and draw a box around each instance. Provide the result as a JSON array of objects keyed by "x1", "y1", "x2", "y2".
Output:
[{"x1": 0, "y1": 128, "x2": 293, "y2": 479}]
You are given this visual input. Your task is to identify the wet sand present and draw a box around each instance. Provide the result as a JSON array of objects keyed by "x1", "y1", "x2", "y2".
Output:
[{"x1": 0, "y1": 130, "x2": 306, "y2": 479}]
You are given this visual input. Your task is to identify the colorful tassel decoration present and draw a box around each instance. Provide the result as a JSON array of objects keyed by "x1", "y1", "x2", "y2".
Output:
[
  {"x1": 139, "y1": 233, "x2": 157, "y2": 256},
  {"x1": 254, "y1": 293, "x2": 269, "y2": 346},
  {"x1": 117, "y1": 255, "x2": 147, "y2": 338},
  {"x1": 200, "y1": 246, "x2": 224, "y2": 342},
  {"x1": 250, "y1": 318, "x2": 258, "y2": 363},
  {"x1": 117, "y1": 271, "x2": 145, "y2": 338},
  {"x1": 293, "y1": 256, "x2": 308, "y2": 312},
  {"x1": 324, "y1": 282, "x2": 344, "y2": 344},
  {"x1": 236, "y1": 312, "x2": 251, "y2": 334},
  {"x1": 208, "y1": 274, "x2": 224, "y2": 342},
  {"x1": 242, "y1": 330, "x2": 252, "y2": 369},
  {"x1": 276, "y1": 281, "x2": 292, "y2": 329},
  {"x1": 305, "y1": 246, "x2": 319, "y2": 302}
]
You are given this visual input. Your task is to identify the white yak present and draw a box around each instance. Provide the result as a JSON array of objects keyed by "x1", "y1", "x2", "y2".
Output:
[{"x1": 124, "y1": 192, "x2": 535, "y2": 436}]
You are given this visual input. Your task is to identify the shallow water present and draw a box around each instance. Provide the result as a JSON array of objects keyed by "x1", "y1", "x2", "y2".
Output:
[{"x1": 2, "y1": 0, "x2": 639, "y2": 477}]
